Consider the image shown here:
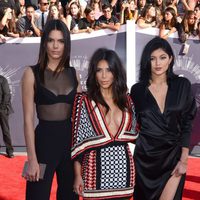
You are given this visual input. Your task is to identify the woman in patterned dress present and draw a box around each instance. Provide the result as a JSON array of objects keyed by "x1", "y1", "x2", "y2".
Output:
[{"x1": 71, "y1": 48, "x2": 138, "y2": 200}]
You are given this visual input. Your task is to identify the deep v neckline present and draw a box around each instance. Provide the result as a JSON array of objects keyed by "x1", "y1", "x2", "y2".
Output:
[
  {"x1": 96, "y1": 103, "x2": 125, "y2": 138},
  {"x1": 147, "y1": 86, "x2": 169, "y2": 115}
]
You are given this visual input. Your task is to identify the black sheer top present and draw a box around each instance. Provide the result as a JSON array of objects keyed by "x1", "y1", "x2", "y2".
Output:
[{"x1": 31, "y1": 64, "x2": 78, "y2": 121}]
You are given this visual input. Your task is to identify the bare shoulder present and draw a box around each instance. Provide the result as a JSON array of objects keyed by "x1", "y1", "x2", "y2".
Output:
[
  {"x1": 22, "y1": 67, "x2": 34, "y2": 78},
  {"x1": 66, "y1": 14, "x2": 72, "y2": 20},
  {"x1": 21, "y1": 66, "x2": 35, "y2": 85}
]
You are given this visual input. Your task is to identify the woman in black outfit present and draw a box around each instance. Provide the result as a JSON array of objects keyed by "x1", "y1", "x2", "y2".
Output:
[
  {"x1": 21, "y1": 19, "x2": 81, "y2": 200},
  {"x1": 131, "y1": 37, "x2": 197, "y2": 200}
]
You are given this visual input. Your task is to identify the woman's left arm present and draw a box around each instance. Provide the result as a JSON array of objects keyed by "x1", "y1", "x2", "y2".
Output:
[
  {"x1": 171, "y1": 147, "x2": 189, "y2": 176},
  {"x1": 172, "y1": 80, "x2": 197, "y2": 176},
  {"x1": 180, "y1": 81, "x2": 197, "y2": 149}
]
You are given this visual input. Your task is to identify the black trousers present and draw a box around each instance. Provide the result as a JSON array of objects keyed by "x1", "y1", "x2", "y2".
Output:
[
  {"x1": 26, "y1": 119, "x2": 77, "y2": 200},
  {"x1": 0, "y1": 112, "x2": 13, "y2": 152}
]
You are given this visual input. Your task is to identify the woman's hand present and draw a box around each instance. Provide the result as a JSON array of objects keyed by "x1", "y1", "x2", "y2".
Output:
[
  {"x1": 73, "y1": 175, "x2": 84, "y2": 196},
  {"x1": 5, "y1": 8, "x2": 12, "y2": 15},
  {"x1": 171, "y1": 160, "x2": 187, "y2": 177},
  {"x1": 0, "y1": 34, "x2": 6, "y2": 43},
  {"x1": 24, "y1": 160, "x2": 40, "y2": 182}
]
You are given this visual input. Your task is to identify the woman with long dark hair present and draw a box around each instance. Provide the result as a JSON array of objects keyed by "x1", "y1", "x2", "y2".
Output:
[
  {"x1": 131, "y1": 37, "x2": 196, "y2": 200},
  {"x1": 72, "y1": 48, "x2": 138, "y2": 200},
  {"x1": 137, "y1": 4, "x2": 158, "y2": 28},
  {"x1": 159, "y1": 7, "x2": 178, "y2": 40},
  {"x1": 0, "y1": 6, "x2": 19, "y2": 38},
  {"x1": 21, "y1": 19, "x2": 81, "y2": 200}
]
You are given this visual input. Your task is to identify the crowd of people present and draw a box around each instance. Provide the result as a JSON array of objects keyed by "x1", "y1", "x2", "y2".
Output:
[
  {"x1": 0, "y1": 0, "x2": 200, "y2": 43},
  {"x1": 20, "y1": 18, "x2": 197, "y2": 200},
  {"x1": 0, "y1": 0, "x2": 199, "y2": 200}
]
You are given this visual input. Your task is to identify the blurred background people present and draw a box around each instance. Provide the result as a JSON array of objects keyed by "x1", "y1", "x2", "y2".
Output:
[
  {"x1": 177, "y1": 10, "x2": 198, "y2": 54},
  {"x1": 35, "y1": 0, "x2": 49, "y2": 31},
  {"x1": 0, "y1": 6, "x2": 19, "y2": 38},
  {"x1": 137, "y1": 4, "x2": 159, "y2": 28},
  {"x1": 66, "y1": 1, "x2": 83, "y2": 32},
  {"x1": 75, "y1": 6, "x2": 98, "y2": 33},
  {"x1": 17, "y1": 4, "x2": 41, "y2": 37},
  {"x1": 89, "y1": 0, "x2": 103, "y2": 20},
  {"x1": 46, "y1": 4, "x2": 67, "y2": 25},
  {"x1": 159, "y1": 7, "x2": 178, "y2": 39},
  {"x1": 96, "y1": 4, "x2": 121, "y2": 31},
  {"x1": 0, "y1": 75, "x2": 14, "y2": 158},
  {"x1": 120, "y1": 0, "x2": 138, "y2": 24}
]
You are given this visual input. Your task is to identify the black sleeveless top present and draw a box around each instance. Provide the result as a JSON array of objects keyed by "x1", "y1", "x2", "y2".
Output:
[{"x1": 31, "y1": 64, "x2": 78, "y2": 121}]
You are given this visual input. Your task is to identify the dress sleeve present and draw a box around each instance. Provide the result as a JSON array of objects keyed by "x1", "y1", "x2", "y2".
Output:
[
  {"x1": 71, "y1": 93, "x2": 101, "y2": 159},
  {"x1": 71, "y1": 92, "x2": 86, "y2": 159},
  {"x1": 180, "y1": 80, "x2": 197, "y2": 147}
]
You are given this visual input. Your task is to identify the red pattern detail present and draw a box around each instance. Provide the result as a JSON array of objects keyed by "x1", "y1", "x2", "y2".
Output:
[
  {"x1": 82, "y1": 150, "x2": 97, "y2": 190},
  {"x1": 84, "y1": 98, "x2": 105, "y2": 136},
  {"x1": 71, "y1": 93, "x2": 83, "y2": 147},
  {"x1": 127, "y1": 145, "x2": 135, "y2": 187}
]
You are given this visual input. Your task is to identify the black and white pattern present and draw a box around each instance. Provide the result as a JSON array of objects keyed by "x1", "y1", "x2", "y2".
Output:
[
  {"x1": 75, "y1": 101, "x2": 97, "y2": 143},
  {"x1": 100, "y1": 145, "x2": 127, "y2": 189}
]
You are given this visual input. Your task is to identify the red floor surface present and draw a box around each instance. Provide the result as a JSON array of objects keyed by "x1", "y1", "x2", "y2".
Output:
[{"x1": 0, "y1": 155, "x2": 199, "y2": 200}]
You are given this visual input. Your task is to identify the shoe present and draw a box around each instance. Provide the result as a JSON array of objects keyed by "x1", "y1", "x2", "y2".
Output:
[
  {"x1": 7, "y1": 152, "x2": 14, "y2": 158},
  {"x1": 6, "y1": 149, "x2": 14, "y2": 158}
]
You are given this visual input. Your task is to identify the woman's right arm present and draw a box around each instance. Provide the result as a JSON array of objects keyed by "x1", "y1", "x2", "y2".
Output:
[
  {"x1": 159, "y1": 24, "x2": 177, "y2": 40},
  {"x1": 120, "y1": 3, "x2": 126, "y2": 25},
  {"x1": 73, "y1": 160, "x2": 84, "y2": 196},
  {"x1": 0, "y1": 8, "x2": 12, "y2": 30},
  {"x1": 137, "y1": 18, "x2": 155, "y2": 28},
  {"x1": 159, "y1": 23, "x2": 166, "y2": 38},
  {"x1": 21, "y1": 67, "x2": 40, "y2": 181}
]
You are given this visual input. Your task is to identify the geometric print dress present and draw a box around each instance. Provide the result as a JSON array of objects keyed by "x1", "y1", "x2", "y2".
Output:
[{"x1": 71, "y1": 93, "x2": 138, "y2": 199}]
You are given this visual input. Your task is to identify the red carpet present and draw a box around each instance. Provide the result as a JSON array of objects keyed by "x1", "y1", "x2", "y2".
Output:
[{"x1": 0, "y1": 155, "x2": 199, "y2": 200}]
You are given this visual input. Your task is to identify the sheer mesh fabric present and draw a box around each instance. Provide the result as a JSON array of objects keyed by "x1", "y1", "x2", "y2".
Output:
[{"x1": 37, "y1": 68, "x2": 75, "y2": 121}]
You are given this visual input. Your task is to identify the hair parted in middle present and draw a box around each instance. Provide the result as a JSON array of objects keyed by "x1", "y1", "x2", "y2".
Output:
[
  {"x1": 38, "y1": 19, "x2": 71, "y2": 83},
  {"x1": 139, "y1": 36, "x2": 177, "y2": 85},
  {"x1": 86, "y1": 48, "x2": 129, "y2": 113}
]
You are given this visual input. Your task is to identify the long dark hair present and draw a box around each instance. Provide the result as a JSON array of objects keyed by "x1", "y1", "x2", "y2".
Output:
[
  {"x1": 182, "y1": 10, "x2": 196, "y2": 33},
  {"x1": 37, "y1": 19, "x2": 71, "y2": 82},
  {"x1": 162, "y1": 7, "x2": 177, "y2": 28},
  {"x1": 139, "y1": 36, "x2": 177, "y2": 85},
  {"x1": 86, "y1": 48, "x2": 129, "y2": 113}
]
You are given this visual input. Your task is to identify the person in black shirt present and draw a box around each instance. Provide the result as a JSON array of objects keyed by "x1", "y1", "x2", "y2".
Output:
[
  {"x1": 131, "y1": 37, "x2": 197, "y2": 200},
  {"x1": 96, "y1": 4, "x2": 121, "y2": 31},
  {"x1": 77, "y1": 6, "x2": 98, "y2": 33},
  {"x1": 21, "y1": 19, "x2": 81, "y2": 200}
]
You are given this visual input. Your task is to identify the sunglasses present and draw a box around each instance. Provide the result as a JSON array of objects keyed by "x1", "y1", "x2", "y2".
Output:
[{"x1": 41, "y1": 3, "x2": 48, "y2": 5}]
